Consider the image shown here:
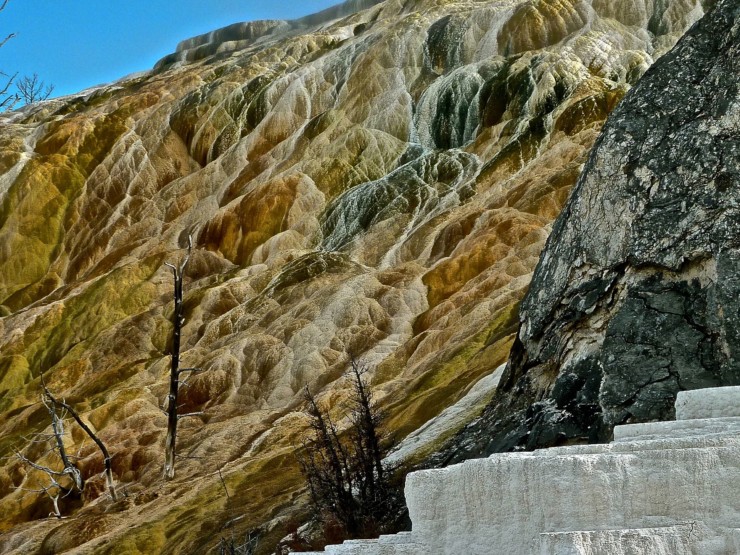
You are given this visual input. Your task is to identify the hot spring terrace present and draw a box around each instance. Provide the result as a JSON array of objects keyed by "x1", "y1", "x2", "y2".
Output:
[{"x1": 304, "y1": 386, "x2": 740, "y2": 554}]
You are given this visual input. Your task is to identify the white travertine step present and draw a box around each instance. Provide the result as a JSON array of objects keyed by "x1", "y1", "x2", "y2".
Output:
[
  {"x1": 380, "y1": 546, "x2": 422, "y2": 555},
  {"x1": 304, "y1": 387, "x2": 740, "y2": 554},
  {"x1": 539, "y1": 524, "x2": 699, "y2": 555},
  {"x1": 727, "y1": 528, "x2": 740, "y2": 551},
  {"x1": 320, "y1": 538, "x2": 424, "y2": 555},
  {"x1": 675, "y1": 386, "x2": 740, "y2": 420},
  {"x1": 536, "y1": 433, "x2": 740, "y2": 456},
  {"x1": 377, "y1": 532, "x2": 416, "y2": 544},
  {"x1": 405, "y1": 442, "x2": 740, "y2": 555},
  {"x1": 613, "y1": 416, "x2": 740, "y2": 442},
  {"x1": 326, "y1": 540, "x2": 379, "y2": 554},
  {"x1": 376, "y1": 532, "x2": 425, "y2": 554},
  {"x1": 375, "y1": 545, "x2": 424, "y2": 555}
]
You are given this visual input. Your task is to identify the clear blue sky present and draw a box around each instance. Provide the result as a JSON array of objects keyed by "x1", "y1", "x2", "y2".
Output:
[{"x1": 0, "y1": 1, "x2": 342, "y2": 99}]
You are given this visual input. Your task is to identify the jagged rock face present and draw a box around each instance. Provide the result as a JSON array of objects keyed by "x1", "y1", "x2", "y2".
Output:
[
  {"x1": 443, "y1": 0, "x2": 739, "y2": 462},
  {"x1": 0, "y1": 0, "x2": 704, "y2": 552}
]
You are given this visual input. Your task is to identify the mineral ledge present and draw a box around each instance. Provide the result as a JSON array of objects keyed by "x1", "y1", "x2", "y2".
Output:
[{"x1": 310, "y1": 386, "x2": 740, "y2": 555}]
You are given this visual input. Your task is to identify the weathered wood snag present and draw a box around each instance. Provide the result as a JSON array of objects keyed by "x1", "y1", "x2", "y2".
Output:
[
  {"x1": 41, "y1": 374, "x2": 117, "y2": 500},
  {"x1": 13, "y1": 385, "x2": 85, "y2": 518},
  {"x1": 163, "y1": 236, "x2": 205, "y2": 480}
]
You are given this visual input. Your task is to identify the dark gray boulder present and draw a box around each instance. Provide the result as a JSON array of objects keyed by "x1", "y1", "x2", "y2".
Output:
[{"x1": 442, "y1": 0, "x2": 740, "y2": 463}]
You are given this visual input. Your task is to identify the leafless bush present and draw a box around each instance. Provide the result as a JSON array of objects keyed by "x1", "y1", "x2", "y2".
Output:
[
  {"x1": 297, "y1": 359, "x2": 403, "y2": 542},
  {"x1": 218, "y1": 530, "x2": 258, "y2": 555},
  {"x1": 15, "y1": 72, "x2": 54, "y2": 105}
]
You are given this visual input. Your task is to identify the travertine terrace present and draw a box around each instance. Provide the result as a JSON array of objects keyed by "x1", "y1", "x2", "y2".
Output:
[
  {"x1": 0, "y1": 0, "x2": 707, "y2": 552},
  {"x1": 310, "y1": 386, "x2": 740, "y2": 554}
]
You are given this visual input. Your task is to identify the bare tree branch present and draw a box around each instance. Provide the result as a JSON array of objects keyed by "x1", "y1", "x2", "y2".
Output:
[
  {"x1": 0, "y1": 1, "x2": 18, "y2": 111},
  {"x1": 177, "y1": 367, "x2": 205, "y2": 376},
  {"x1": 13, "y1": 479, "x2": 65, "y2": 519},
  {"x1": 180, "y1": 235, "x2": 193, "y2": 274},
  {"x1": 0, "y1": 32, "x2": 14, "y2": 48},
  {"x1": 14, "y1": 73, "x2": 54, "y2": 105},
  {"x1": 0, "y1": 70, "x2": 17, "y2": 109},
  {"x1": 13, "y1": 450, "x2": 68, "y2": 477},
  {"x1": 12, "y1": 414, "x2": 82, "y2": 520},
  {"x1": 41, "y1": 374, "x2": 117, "y2": 500},
  {"x1": 218, "y1": 469, "x2": 231, "y2": 500}
]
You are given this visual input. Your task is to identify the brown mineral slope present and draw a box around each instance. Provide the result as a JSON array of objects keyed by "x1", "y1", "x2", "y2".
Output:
[{"x1": 0, "y1": 0, "x2": 705, "y2": 553}]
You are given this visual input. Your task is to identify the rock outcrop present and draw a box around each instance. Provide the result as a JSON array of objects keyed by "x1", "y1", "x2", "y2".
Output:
[
  {"x1": 443, "y1": 0, "x2": 739, "y2": 462},
  {"x1": 0, "y1": 0, "x2": 708, "y2": 552}
]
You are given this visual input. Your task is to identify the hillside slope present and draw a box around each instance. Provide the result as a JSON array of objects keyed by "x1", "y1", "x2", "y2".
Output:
[{"x1": 0, "y1": 0, "x2": 705, "y2": 552}]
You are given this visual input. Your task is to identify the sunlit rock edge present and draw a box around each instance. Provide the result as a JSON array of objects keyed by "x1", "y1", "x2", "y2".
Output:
[{"x1": 0, "y1": 0, "x2": 705, "y2": 552}]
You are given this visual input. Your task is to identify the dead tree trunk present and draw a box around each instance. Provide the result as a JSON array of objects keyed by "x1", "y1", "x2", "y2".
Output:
[
  {"x1": 13, "y1": 389, "x2": 86, "y2": 518},
  {"x1": 43, "y1": 394, "x2": 84, "y2": 492},
  {"x1": 349, "y1": 359, "x2": 384, "y2": 483},
  {"x1": 163, "y1": 237, "x2": 204, "y2": 480},
  {"x1": 41, "y1": 375, "x2": 117, "y2": 500}
]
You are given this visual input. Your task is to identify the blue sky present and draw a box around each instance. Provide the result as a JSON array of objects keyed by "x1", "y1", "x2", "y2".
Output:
[{"x1": 0, "y1": 1, "x2": 342, "y2": 99}]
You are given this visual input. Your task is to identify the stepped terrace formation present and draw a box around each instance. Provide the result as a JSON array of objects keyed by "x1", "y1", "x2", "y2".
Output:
[
  {"x1": 0, "y1": 0, "x2": 710, "y2": 552},
  {"x1": 306, "y1": 385, "x2": 740, "y2": 554}
]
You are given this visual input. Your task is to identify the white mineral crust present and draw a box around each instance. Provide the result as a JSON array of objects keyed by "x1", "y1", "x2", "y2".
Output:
[{"x1": 315, "y1": 386, "x2": 740, "y2": 554}]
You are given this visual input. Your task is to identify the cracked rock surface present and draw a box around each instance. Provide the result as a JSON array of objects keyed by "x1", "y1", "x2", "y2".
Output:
[{"x1": 441, "y1": 0, "x2": 740, "y2": 463}]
